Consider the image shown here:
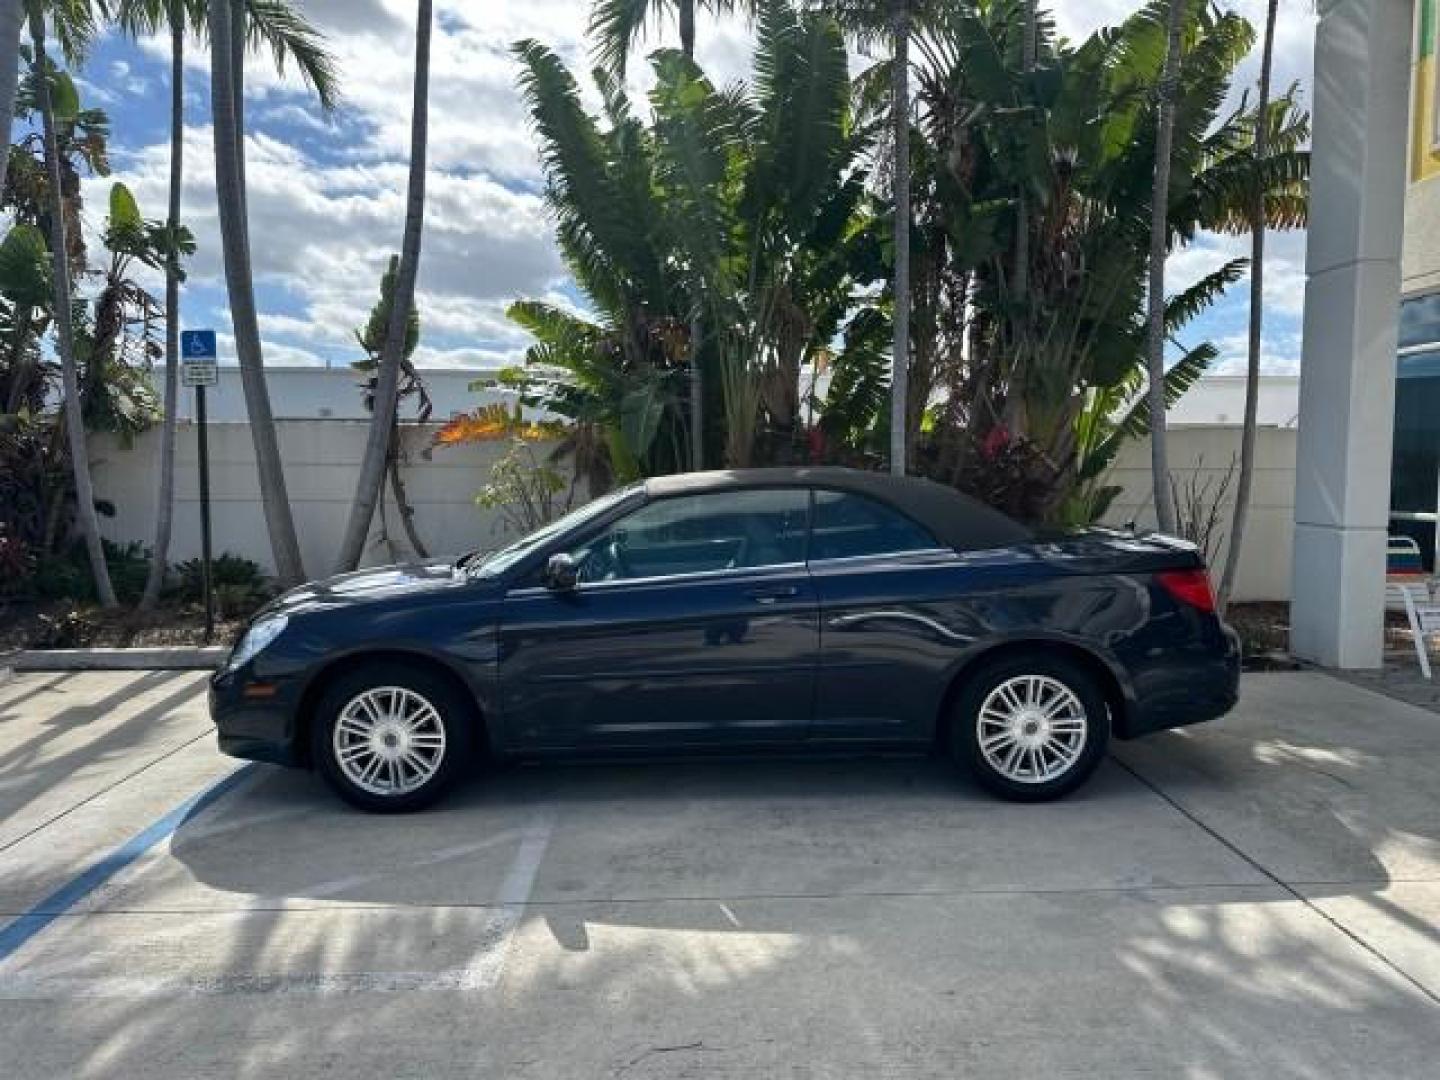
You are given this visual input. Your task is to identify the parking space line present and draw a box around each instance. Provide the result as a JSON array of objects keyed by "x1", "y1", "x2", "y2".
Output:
[
  {"x1": 0, "y1": 763, "x2": 257, "y2": 964},
  {"x1": 0, "y1": 724, "x2": 217, "y2": 858},
  {"x1": 0, "y1": 805, "x2": 554, "y2": 999}
]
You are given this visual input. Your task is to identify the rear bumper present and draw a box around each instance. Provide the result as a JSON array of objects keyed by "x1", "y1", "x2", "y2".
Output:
[{"x1": 1119, "y1": 621, "x2": 1242, "y2": 739}]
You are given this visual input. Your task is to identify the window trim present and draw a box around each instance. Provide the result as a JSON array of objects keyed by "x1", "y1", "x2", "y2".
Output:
[
  {"x1": 805, "y1": 547, "x2": 956, "y2": 569},
  {"x1": 506, "y1": 559, "x2": 809, "y2": 598}
]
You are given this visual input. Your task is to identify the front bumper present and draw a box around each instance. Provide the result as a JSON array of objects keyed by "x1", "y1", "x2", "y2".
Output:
[{"x1": 210, "y1": 668, "x2": 304, "y2": 767}]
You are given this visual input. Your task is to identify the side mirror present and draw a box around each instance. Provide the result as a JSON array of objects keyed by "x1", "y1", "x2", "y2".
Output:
[{"x1": 544, "y1": 552, "x2": 580, "y2": 591}]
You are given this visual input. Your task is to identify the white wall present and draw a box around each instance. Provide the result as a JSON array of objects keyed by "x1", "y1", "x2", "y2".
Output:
[
  {"x1": 91, "y1": 421, "x2": 564, "y2": 577},
  {"x1": 1102, "y1": 426, "x2": 1298, "y2": 602},
  {"x1": 152, "y1": 367, "x2": 513, "y2": 423},
  {"x1": 91, "y1": 419, "x2": 1298, "y2": 600}
]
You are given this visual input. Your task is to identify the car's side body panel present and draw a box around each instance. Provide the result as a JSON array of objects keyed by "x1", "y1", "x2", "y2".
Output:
[{"x1": 497, "y1": 563, "x2": 818, "y2": 748}]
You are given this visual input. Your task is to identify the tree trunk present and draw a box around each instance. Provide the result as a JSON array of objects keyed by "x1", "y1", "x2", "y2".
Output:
[
  {"x1": 679, "y1": 0, "x2": 695, "y2": 58},
  {"x1": 230, "y1": 0, "x2": 248, "y2": 227},
  {"x1": 4, "y1": 305, "x2": 31, "y2": 414},
  {"x1": 1014, "y1": 0, "x2": 1035, "y2": 321},
  {"x1": 29, "y1": 9, "x2": 116, "y2": 607},
  {"x1": 1216, "y1": 0, "x2": 1277, "y2": 610},
  {"x1": 889, "y1": 0, "x2": 911, "y2": 477},
  {"x1": 208, "y1": 0, "x2": 306, "y2": 584},
  {"x1": 1143, "y1": 0, "x2": 1185, "y2": 535},
  {"x1": 388, "y1": 441, "x2": 429, "y2": 558},
  {"x1": 141, "y1": 11, "x2": 185, "y2": 609},
  {"x1": 688, "y1": 313, "x2": 703, "y2": 469},
  {"x1": 0, "y1": 0, "x2": 24, "y2": 197},
  {"x1": 334, "y1": 0, "x2": 431, "y2": 572}
]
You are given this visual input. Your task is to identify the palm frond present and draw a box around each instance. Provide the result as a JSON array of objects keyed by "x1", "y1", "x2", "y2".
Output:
[{"x1": 244, "y1": 0, "x2": 342, "y2": 112}]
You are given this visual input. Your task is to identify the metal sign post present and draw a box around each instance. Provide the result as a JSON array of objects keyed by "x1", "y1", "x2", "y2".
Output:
[{"x1": 181, "y1": 330, "x2": 219, "y2": 643}]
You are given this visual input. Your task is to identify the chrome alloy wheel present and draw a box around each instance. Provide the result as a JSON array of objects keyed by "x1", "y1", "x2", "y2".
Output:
[
  {"x1": 333, "y1": 686, "x2": 448, "y2": 796},
  {"x1": 976, "y1": 675, "x2": 1088, "y2": 784}
]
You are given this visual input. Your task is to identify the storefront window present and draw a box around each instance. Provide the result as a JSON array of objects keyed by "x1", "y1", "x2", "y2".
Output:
[{"x1": 1392, "y1": 293, "x2": 1440, "y2": 565}]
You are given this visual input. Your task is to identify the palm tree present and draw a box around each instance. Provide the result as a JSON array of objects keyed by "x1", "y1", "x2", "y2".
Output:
[
  {"x1": 0, "y1": 1, "x2": 25, "y2": 197},
  {"x1": 503, "y1": 6, "x2": 870, "y2": 477},
  {"x1": 334, "y1": 0, "x2": 431, "y2": 573},
  {"x1": 1143, "y1": 0, "x2": 1187, "y2": 535},
  {"x1": 886, "y1": 0, "x2": 910, "y2": 476},
  {"x1": 112, "y1": 0, "x2": 336, "y2": 605},
  {"x1": 26, "y1": 0, "x2": 115, "y2": 605},
  {"x1": 810, "y1": 0, "x2": 916, "y2": 475},
  {"x1": 1217, "y1": 0, "x2": 1278, "y2": 610},
  {"x1": 589, "y1": 0, "x2": 761, "y2": 468},
  {"x1": 206, "y1": 0, "x2": 337, "y2": 586},
  {"x1": 590, "y1": 0, "x2": 752, "y2": 73}
]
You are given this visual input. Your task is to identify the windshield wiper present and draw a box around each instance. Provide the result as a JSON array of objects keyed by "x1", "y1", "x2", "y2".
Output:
[{"x1": 453, "y1": 549, "x2": 490, "y2": 572}]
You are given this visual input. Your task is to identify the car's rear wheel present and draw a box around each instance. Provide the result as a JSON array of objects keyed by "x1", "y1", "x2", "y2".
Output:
[
  {"x1": 312, "y1": 662, "x2": 475, "y2": 812},
  {"x1": 950, "y1": 654, "x2": 1109, "y2": 801}
]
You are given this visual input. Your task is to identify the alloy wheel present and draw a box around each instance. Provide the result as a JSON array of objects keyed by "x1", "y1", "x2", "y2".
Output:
[
  {"x1": 976, "y1": 674, "x2": 1088, "y2": 784},
  {"x1": 332, "y1": 685, "x2": 448, "y2": 796}
]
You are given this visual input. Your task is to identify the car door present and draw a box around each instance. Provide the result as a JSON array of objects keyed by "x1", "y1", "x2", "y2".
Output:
[
  {"x1": 499, "y1": 487, "x2": 818, "y2": 749},
  {"x1": 808, "y1": 488, "x2": 962, "y2": 740}
]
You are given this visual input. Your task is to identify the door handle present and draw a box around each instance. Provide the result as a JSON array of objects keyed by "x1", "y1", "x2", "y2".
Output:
[{"x1": 745, "y1": 585, "x2": 799, "y2": 604}]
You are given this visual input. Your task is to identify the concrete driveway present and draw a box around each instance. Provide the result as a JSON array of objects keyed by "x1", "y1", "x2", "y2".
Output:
[{"x1": 0, "y1": 669, "x2": 1437, "y2": 1078}]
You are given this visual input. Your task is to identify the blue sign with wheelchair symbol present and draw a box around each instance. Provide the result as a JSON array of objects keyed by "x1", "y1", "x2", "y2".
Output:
[{"x1": 181, "y1": 330, "x2": 217, "y2": 360}]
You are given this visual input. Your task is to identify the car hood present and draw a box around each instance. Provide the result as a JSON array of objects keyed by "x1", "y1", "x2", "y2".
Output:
[{"x1": 261, "y1": 560, "x2": 484, "y2": 617}]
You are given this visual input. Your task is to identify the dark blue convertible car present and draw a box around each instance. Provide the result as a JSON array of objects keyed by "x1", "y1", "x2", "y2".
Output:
[{"x1": 211, "y1": 468, "x2": 1240, "y2": 811}]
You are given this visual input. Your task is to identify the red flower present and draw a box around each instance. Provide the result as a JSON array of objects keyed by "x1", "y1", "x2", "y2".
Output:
[{"x1": 981, "y1": 425, "x2": 1011, "y2": 460}]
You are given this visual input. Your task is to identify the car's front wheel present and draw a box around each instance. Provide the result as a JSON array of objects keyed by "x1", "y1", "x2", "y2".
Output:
[
  {"x1": 312, "y1": 662, "x2": 474, "y2": 812},
  {"x1": 950, "y1": 654, "x2": 1109, "y2": 801}
]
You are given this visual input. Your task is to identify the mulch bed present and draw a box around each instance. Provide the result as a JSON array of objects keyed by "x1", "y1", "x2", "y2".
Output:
[{"x1": 0, "y1": 599, "x2": 248, "y2": 652}]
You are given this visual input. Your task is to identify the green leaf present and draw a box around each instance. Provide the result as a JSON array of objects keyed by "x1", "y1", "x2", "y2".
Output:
[
  {"x1": 0, "y1": 223, "x2": 52, "y2": 309},
  {"x1": 49, "y1": 70, "x2": 79, "y2": 121},
  {"x1": 108, "y1": 182, "x2": 141, "y2": 232}
]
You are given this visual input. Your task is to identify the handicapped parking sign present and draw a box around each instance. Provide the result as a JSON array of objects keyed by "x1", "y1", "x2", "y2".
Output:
[
  {"x1": 180, "y1": 329, "x2": 219, "y2": 387},
  {"x1": 181, "y1": 329, "x2": 217, "y2": 360}
]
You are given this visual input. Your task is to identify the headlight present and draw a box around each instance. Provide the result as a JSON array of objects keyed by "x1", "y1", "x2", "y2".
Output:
[{"x1": 225, "y1": 615, "x2": 288, "y2": 673}]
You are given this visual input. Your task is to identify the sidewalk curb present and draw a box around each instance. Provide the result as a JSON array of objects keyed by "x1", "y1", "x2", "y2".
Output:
[{"x1": 12, "y1": 647, "x2": 227, "y2": 672}]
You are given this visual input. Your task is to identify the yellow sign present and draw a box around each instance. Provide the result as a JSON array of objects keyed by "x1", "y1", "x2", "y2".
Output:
[{"x1": 1413, "y1": 0, "x2": 1440, "y2": 181}]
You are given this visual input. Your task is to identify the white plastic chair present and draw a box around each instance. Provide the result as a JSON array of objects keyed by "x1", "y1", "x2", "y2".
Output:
[{"x1": 1386, "y1": 535, "x2": 1435, "y2": 678}]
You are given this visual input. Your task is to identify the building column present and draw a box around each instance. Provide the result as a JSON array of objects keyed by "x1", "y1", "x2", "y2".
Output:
[{"x1": 1291, "y1": 0, "x2": 1415, "y2": 668}]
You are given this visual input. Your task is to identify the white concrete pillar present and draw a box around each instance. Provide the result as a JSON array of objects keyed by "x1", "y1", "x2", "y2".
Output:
[{"x1": 1291, "y1": 0, "x2": 1414, "y2": 668}]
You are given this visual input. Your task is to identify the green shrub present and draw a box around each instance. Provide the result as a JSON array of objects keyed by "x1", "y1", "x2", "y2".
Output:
[
  {"x1": 33, "y1": 539, "x2": 150, "y2": 605},
  {"x1": 172, "y1": 553, "x2": 274, "y2": 619},
  {"x1": 34, "y1": 605, "x2": 97, "y2": 649},
  {"x1": 0, "y1": 526, "x2": 34, "y2": 597}
]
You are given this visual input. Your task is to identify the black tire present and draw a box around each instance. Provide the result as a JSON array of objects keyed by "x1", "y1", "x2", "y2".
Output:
[
  {"x1": 949, "y1": 653, "x2": 1110, "y2": 802},
  {"x1": 311, "y1": 661, "x2": 477, "y2": 813}
]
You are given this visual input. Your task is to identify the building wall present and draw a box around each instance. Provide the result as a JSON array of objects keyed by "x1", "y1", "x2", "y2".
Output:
[
  {"x1": 150, "y1": 367, "x2": 511, "y2": 423},
  {"x1": 1406, "y1": 0, "x2": 1440, "y2": 294},
  {"x1": 91, "y1": 419, "x2": 1298, "y2": 602},
  {"x1": 1101, "y1": 426, "x2": 1298, "y2": 602},
  {"x1": 91, "y1": 421, "x2": 565, "y2": 577},
  {"x1": 1165, "y1": 374, "x2": 1300, "y2": 427}
]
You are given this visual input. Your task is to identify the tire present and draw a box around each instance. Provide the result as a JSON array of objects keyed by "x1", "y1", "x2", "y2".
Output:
[
  {"x1": 950, "y1": 654, "x2": 1110, "y2": 802},
  {"x1": 311, "y1": 661, "x2": 477, "y2": 813}
]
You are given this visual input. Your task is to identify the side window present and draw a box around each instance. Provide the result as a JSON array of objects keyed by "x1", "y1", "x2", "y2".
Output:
[
  {"x1": 809, "y1": 490, "x2": 939, "y2": 562},
  {"x1": 569, "y1": 489, "x2": 809, "y2": 584}
]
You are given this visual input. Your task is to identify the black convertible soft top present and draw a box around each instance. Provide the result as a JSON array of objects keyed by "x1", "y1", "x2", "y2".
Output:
[{"x1": 643, "y1": 467, "x2": 1032, "y2": 553}]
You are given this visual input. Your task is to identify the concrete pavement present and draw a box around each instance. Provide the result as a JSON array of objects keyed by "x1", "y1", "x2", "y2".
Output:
[{"x1": 0, "y1": 670, "x2": 1437, "y2": 1078}]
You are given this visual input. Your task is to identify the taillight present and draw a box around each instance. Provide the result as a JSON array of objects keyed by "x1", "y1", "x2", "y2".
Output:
[{"x1": 1156, "y1": 568, "x2": 1216, "y2": 613}]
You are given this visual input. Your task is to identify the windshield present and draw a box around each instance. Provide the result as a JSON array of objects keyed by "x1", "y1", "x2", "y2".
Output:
[{"x1": 465, "y1": 483, "x2": 641, "y2": 579}]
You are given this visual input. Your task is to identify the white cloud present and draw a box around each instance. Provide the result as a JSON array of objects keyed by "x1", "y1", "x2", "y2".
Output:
[{"x1": 103, "y1": 1, "x2": 1316, "y2": 374}]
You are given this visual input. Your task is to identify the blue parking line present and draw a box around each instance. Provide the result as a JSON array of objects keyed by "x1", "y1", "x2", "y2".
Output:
[{"x1": 0, "y1": 764, "x2": 258, "y2": 964}]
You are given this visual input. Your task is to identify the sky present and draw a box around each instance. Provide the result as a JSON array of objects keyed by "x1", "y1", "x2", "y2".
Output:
[{"x1": 69, "y1": 0, "x2": 1319, "y2": 377}]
